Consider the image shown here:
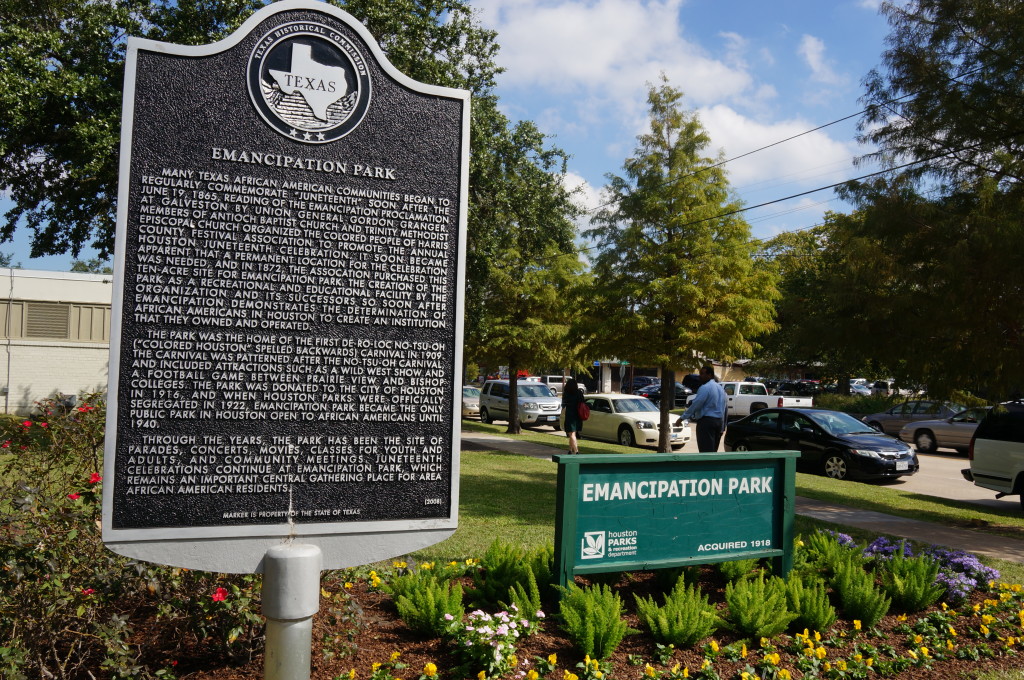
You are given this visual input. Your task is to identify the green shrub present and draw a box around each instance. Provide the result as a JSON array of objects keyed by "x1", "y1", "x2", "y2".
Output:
[
  {"x1": 718, "y1": 558, "x2": 761, "y2": 582},
  {"x1": 505, "y1": 567, "x2": 544, "y2": 625},
  {"x1": 832, "y1": 559, "x2": 891, "y2": 627},
  {"x1": 721, "y1": 572, "x2": 798, "y2": 637},
  {"x1": 466, "y1": 540, "x2": 531, "y2": 609},
  {"x1": 393, "y1": 575, "x2": 464, "y2": 637},
  {"x1": 877, "y1": 550, "x2": 944, "y2": 612},
  {"x1": 556, "y1": 583, "x2": 639, "y2": 659},
  {"x1": 786, "y1": 574, "x2": 837, "y2": 634},
  {"x1": 634, "y1": 578, "x2": 720, "y2": 647},
  {"x1": 802, "y1": 531, "x2": 864, "y2": 578}
]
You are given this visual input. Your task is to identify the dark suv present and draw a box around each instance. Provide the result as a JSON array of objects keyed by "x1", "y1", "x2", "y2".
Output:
[{"x1": 962, "y1": 402, "x2": 1024, "y2": 510}]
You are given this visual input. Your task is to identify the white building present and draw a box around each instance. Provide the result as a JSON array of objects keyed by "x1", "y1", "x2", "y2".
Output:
[{"x1": 0, "y1": 268, "x2": 113, "y2": 414}]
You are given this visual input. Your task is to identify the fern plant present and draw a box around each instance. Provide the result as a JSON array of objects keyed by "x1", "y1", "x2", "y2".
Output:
[
  {"x1": 556, "y1": 583, "x2": 639, "y2": 659},
  {"x1": 722, "y1": 572, "x2": 798, "y2": 637},
  {"x1": 802, "y1": 531, "x2": 863, "y2": 578},
  {"x1": 634, "y1": 578, "x2": 720, "y2": 647},
  {"x1": 718, "y1": 558, "x2": 760, "y2": 582},
  {"x1": 467, "y1": 540, "x2": 533, "y2": 610},
  {"x1": 877, "y1": 550, "x2": 944, "y2": 612},
  {"x1": 832, "y1": 559, "x2": 891, "y2": 628},
  {"x1": 785, "y1": 574, "x2": 837, "y2": 634},
  {"x1": 504, "y1": 567, "x2": 544, "y2": 627},
  {"x1": 392, "y1": 575, "x2": 464, "y2": 637}
]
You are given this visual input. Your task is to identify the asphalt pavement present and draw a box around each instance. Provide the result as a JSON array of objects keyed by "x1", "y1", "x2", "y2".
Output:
[{"x1": 460, "y1": 429, "x2": 1024, "y2": 565}]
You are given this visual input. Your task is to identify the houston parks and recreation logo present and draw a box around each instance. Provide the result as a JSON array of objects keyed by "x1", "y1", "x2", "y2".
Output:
[
  {"x1": 248, "y1": 20, "x2": 371, "y2": 143},
  {"x1": 581, "y1": 529, "x2": 639, "y2": 560}
]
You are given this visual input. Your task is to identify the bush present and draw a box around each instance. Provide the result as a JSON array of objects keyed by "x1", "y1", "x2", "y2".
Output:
[
  {"x1": 721, "y1": 572, "x2": 798, "y2": 638},
  {"x1": 634, "y1": 578, "x2": 720, "y2": 647},
  {"x1": 393, "y1": 575, "x2": 464, "y2": 637},
  {"x1": 875, "y1": 545, "x2": 944, "y2": 612},
  {"x1": 785, "y1": 574, "x2": 837, "y2": 633},
  {"x1": 718, "y1": 558, "x2": 761, "y2": 582},
  {"x1": 556, "y1": 583, "x2": 639, "y2": 659},
  {"x1": 832, "y1": 558, "x2": 891, "y2": 628},
  {"x1": 467, "y1": 540, "x2": 541, "y2": 610}
]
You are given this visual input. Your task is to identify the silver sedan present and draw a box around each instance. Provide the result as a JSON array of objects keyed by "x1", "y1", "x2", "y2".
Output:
[{"x1": 898, "y1": 406, "x2": 990, "y2": 454}]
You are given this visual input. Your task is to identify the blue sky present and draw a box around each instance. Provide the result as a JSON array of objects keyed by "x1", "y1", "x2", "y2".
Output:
[
  {"x1": 476, "y1": 0, "x2": 894, "y2": 242},
  {"x1": 4, "y1": 0, "x2": 894, "y2": 271}
]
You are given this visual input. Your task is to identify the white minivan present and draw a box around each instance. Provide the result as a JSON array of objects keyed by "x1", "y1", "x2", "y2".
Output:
[{"x1": 479, "y1": 379, "x2": 563, "y2": 428}]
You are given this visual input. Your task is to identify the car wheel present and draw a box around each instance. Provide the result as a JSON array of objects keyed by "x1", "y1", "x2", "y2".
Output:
[
  {"x1": 914, "y1": 430, "x2": 937, "y2": 454},
  {"x1": 822, "y1": 452, "x2": 849, "y2": 480},
  {"x1": 618, "y1": 426, "x2": 636, "y2": 447},
  {"x1": 480, "y1": 407, "x2": 492, "y2": 425},
  {"x1": 732, "y1": 441, "x2": 750, "y2": 451},
  {"x1": 868, "y1": 421, "x2": 884, "y2": 432}
]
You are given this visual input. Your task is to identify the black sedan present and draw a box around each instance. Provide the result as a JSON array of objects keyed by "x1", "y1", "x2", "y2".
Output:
[
  {"x1": 724, "y1": 408, "x2": 919, "y2": 481},
  {"x1": 636, "y1": 381, "x2": 692, "y2": 407}
]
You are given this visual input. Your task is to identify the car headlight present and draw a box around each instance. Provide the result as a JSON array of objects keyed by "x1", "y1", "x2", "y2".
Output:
[
  {"x1": 849, "y1": 448, "x2": 882, "y2": 459},
  {"x1": 635, "y1": 420, "x2": 654, "y2": 430},
  {"x1": 522, "y1": 402, "x2": 539, "y2": 411}
]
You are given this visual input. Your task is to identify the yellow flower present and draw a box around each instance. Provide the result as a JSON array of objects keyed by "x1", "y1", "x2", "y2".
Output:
[
  {"x1": 796, "y1": 539, "x2": 805, "y2": 548},
  {"x1": 853, "y1": 654, "x2": 863, "y2": 662},
  {"x1": 947, "y1": 639, "x2": 955, "y2": 651},
  {"x1": 565, "y1": 671, "x2": 579, "y2": 680},
  {"x1": 423, "y1": 663, "x2": 438, "y2": 677},
  {"x1": 321, "y1": 588, "x2": 331, "y2": 598},
  {"x1": 372, "y1": 663, "x2": 382, "y2": 672},
  {"x1": 391, "y1": 652, "x2": 402, "y2": 662},
  {"x1": 644, "y1": 664, "x2": 656, "y2": 678},
  {"x1": 590, "y1": 659, "x2": 599, "y2": 671},
  {"x1": 982, "y1": 614, "x2": 997, "y2": 625},
  {"x1": 941, "y1": 602, "x2": 949, "y2": 611},
  {"x1": 344, "y1": 582, "x2": 353, "y2": 589},
  {"x1": 982, "y1": 625, "x2": 991, "y2": 636},
  {"x1": 973, "y1": 604, "x2": 982, "y2": 613},
  {"x1": 421, "y1": 562, "x2": 434, "y2": 570},
  {"x1": 897, "y1": 613, "x2": 907, "y2": 622},
  {"x1": 709, "y1": 640, "x2": 719, "y2": 653},
  {"x1": 853, "y1": 619, "x2": 862, "y2": 630},
  {"x1": 759, "y1": 637, "x2": 771, "y2": 649},
  {"x1": 823, "y1": 662, "x2": 832, "y2": 672},
  {"x1": 741, "y1": 643, "x2": 747, "y2": 658},
  {"x1": 548, "y1": 654, "x2": 557, "y2": 666},
  {"x1": 814, "y1": 631, "x2": 822, "y2": 642},
  {"x1": 479, "y1": 672, "x2": 487, "y2": 680},
  {"x1": 595, "y1": 673, "x2": 602, "y2": 679},
  {"x1": 866, "y1": 658, "x2": 873, "y2": 667},
  {"x1": 913, "y1": 634, "x2": 923, "y2": 644},
  {"x1": 682, "y1": 668, "x2": 689, "y2": 678},
  {"x1": 527, "y1": 672, "x2": 539, "y2": 680},
  {"x1": 907, "y1": 651, "x2": 917, "y2": 661},
  {"x1": 348, "y1": 670, "x2": 356, "y2": 680},
  {"x1": 765, "y1": 653, "x2": 780, "y2": 666},
  {"x1": 815, "y1": 647, "x2": 827, "y2": 660},
  {"x1": 836, "y1": 660, "x2": 847, "y2": 671},
  {"x1": 448, "y1": 561, "x2": 458, "y2": 567},
  {"x1": 778, "y1": 670, "x2": 792, "y2": 680},
  {"x1": 393, "y1": 561, "x2": 407, "y2": 569},
  {"x1": 701, "y1": 659, "x2": 711, "y2": 671},
  {"x1": 949, "y1": 625, "x2": 957, "y2": 636},
  {"x1": 920, "y1": 647, "x2": 930, "y2": 658},
  {"x1": 741, "y1": 673, "x2": 752, "y2": 680}
]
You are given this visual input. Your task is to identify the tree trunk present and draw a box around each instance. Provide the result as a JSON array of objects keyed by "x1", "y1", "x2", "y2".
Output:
[{"x1": 506, "y1": 368, "x2": 522, "y2": 435}]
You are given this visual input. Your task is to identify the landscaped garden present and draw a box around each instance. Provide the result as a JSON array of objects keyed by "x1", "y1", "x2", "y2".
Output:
[{"x1": 4, "y1": 396, "x2": 1024, "y2": 679}]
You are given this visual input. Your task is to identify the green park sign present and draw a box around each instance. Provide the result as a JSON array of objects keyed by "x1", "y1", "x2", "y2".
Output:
[{"x1": 553, "y1": 451, "x2": 799, "y2": 588}]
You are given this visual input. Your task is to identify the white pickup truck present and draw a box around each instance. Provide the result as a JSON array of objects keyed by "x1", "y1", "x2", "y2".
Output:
[{"x1": 687, "y1": 381, "x2": 813, "y2": 419}]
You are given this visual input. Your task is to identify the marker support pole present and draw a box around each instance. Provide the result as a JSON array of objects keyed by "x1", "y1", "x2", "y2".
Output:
[{"x1": 262, "y1": 543, "x2": 322, "y2": 680}]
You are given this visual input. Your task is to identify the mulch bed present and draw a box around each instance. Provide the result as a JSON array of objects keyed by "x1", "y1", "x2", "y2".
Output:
[{"x1": 144, "y1": 568, "x2": 1024, "y2": 680}]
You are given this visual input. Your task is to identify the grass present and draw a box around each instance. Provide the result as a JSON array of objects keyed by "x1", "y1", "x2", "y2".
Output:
[{"x1": 431, "y1": 421, "x2": 1024, "y2": 585}]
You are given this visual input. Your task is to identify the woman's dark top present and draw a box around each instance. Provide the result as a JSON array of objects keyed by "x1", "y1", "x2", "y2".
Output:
[{"x1": 562, "y1": 388, "x2": 585, "y2": 433}]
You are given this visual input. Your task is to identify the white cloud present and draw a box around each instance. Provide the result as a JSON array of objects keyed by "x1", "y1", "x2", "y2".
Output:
[
  {"x1": 478, "y1": 0, "x2": 756, "y2": 109},
  {"x1": 797, "y1": 34, "x2": 844, "y2": 85},
  {"x1": 698, "y1": 104, "x2": 858, "y2": 190}
]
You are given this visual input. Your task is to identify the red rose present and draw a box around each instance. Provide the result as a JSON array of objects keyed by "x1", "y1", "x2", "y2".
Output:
[
  {"x1": 211, "y1": 587, "x2": 229, "y2": 602},
  {"x1": 89, "y1": 472, "x2": 102, "y2": 484},
  {"x1": 67, "y1": 493, "x2": 81, "y2": 500},
  {"x1": 81, "y1": 588, "x2": 95, "y2": 595}
]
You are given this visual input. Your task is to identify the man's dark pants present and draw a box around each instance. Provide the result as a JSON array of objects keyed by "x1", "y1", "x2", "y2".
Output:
[{"x1": 695, "y1": 415, "x2": 724, "y2": 452}]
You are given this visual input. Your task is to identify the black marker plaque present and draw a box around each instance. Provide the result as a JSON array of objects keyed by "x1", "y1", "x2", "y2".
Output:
[{"x1": 102, "y1": 0, "x2": 469, "y2": 572}]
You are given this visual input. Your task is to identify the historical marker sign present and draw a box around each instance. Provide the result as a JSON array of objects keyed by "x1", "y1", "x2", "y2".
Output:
[{"x1": 102, "y1": 0, "x2": 470, "y2": 573}]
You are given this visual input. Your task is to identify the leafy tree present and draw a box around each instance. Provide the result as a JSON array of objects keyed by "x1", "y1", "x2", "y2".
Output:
[
  {"x1": 586, "y1": 78, "x2": 778, "y2": 450},
  {"x1": 754, "y1": 217, "x2": 882, "y2": 389},
  {"x1": 466, "y1": 120, "x2": 585, "y2": 434},
  {"x1": 839, "y1": 0, "x2": 1024, "y2": 396},
  {"x1": 70, "y1": 258, "x2": 113, "y2": 274}
]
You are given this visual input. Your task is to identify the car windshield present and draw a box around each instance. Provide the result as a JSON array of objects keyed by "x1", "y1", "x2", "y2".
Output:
[
  {"x1": 807, "y1": 411, "x2": 879, "y2": 435},
  {"x1": 463, "y1": 387, "x2": 480, "y2": 398},
  {"x1": 613, "y1": 398, "x2": 658, "y2": 413},
  {"x1": 517, "y1": 384, "x2": 553, "y2": 397}
]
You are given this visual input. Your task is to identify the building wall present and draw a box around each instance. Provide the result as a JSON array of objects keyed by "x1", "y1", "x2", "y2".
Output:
[{"x1": 0, "y1": 269, "x2": 113, "y2": 414}]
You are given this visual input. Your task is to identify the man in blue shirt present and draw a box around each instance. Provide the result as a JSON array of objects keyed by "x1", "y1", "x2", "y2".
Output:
[{"x1": 680, "y1": 365, "x2": 728, "y2": 452}]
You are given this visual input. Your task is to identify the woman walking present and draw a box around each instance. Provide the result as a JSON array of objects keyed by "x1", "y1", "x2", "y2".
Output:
[{"x1": 562, "y1": 378, "x2": 585, "y2": 454}]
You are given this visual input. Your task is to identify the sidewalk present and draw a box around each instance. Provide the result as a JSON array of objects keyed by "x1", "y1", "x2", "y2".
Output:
[{"x1": 460, "y1": 432, "x2": 1024, "y2": 565}]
